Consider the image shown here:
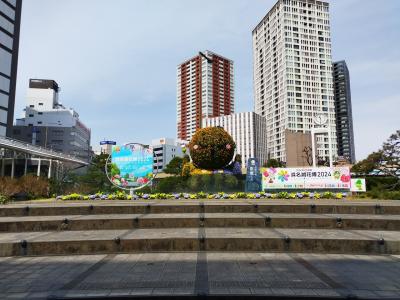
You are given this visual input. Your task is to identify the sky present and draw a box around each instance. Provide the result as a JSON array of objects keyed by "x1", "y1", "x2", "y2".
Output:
[{"x1": 15, "y1": 0, "x2": 400, "y2": 160}]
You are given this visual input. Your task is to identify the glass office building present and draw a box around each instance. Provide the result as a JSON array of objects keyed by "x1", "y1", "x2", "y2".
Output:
[
  {"x1": 0, "y1": 0, "x2": 22, "y2": 136},
  {"x1": 333, "y1": 60, "x2": 355, "y2": 163}
]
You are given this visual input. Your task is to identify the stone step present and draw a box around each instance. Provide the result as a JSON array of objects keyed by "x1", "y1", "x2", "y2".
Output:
[
  {"x1": 0, "y1": 228, "x2": 399, "y2": 256},
  {"x1": 2, "y1": 213, "x2": 400, "y2": 232},
  {"x1": 1, "y1": 200, "x2": 399, "y2": 216}
]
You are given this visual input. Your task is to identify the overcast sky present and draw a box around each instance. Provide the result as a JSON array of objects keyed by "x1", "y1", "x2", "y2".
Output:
[{"x1": 15, "y1": 0, "x2": 400, "y2": 160}]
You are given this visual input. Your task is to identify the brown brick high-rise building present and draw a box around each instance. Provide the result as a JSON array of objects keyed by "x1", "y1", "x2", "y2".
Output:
[{"x1": 176, "y1": 51, "x2": 234, "y2": 142}]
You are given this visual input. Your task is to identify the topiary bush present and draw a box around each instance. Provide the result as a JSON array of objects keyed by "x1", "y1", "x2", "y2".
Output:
[{"x1": 189, "y1": 127, "x2": 236, "y2": 170}]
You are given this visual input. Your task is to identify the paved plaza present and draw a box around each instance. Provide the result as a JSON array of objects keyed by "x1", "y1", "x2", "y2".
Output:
[
  {"x1": 1, "y1": 252, "x2": 400, "y2": 299},
  {"x1": 1, "y1": 199, "x2": 400, "y2": 299}
]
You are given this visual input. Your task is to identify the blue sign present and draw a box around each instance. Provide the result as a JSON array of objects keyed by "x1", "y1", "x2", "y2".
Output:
[
  {"x1": 100, "y1": 140, "x2": 116, "y2": 145},
  {"x1": 245, "y1": 158, "x2": 262, "y2": 192},
  {"x1": 110, "y1": 144, "x2": 154, "y2": 188}
]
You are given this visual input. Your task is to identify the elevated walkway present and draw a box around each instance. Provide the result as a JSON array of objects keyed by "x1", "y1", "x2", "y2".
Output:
[{"x1": 0, "y1": 136, "x2": 88, "y2": 178}]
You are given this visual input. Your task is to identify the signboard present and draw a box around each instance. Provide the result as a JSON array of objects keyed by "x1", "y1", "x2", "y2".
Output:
[
  {"x1": 351, "y1": 178, "x2": 366, "y2": 192},
  {"x1": 261, "y1": 167, "x2": 351, "y2": 190},
  {"x1": 245, "y1": 158, "x2": 262, "y2": 192},
  {"x1": 100, "y1": 140, "x2": 116, "y2": 145},
  {"x1": 110, "y1": 144, "x2": 154, "y2": 188}
]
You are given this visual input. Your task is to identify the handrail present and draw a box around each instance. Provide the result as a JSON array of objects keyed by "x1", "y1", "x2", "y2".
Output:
[{"x1": 0, "y1": 136, "x2": 89, "y2": 165}]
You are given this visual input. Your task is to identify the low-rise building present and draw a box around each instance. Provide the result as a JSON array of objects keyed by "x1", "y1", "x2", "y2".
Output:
[
  {"x1": 11, "y1": 79, "x2": 91, "y2": 162},
  {"x1": 202, "y1": 112, "x2": 267, "y2": 167},
  {"x1": 151, "y1": 138, "x2": 183, "y2": 172}
]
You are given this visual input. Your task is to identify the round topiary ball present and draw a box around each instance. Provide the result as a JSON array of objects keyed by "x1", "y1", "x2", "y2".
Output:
[{"x1": 189, "y1": 127, "x2": 236, "y2": 170}]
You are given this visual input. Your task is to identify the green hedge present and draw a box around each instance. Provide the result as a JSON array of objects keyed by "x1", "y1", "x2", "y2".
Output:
[
  {"x1": 364, "y1": 176, "x2": 400, "y2": 200},
  {"x1": 153, "y1": 174, "x2": 245, "y2": 193},
  {"x1": 366, "y1": 176, "x2": 399, "y2": 190}
]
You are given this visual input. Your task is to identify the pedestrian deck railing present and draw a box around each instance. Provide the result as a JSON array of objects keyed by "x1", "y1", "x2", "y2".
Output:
[{"x1": 0, "y1": 136, "x2": 89, "y2": 166}]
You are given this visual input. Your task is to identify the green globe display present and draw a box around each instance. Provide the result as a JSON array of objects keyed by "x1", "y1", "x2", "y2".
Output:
[{"x1": 189, "y1": 127, "x2": 236, "y2": 170}]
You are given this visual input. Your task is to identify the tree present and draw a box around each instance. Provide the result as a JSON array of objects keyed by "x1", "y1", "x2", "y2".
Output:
[
  {"x1": 317, "y1": 156, "x2": 329, "y2": 167},
  {"x1": 164, "y1": 157, "x2": 184, "y2": 175},
  {"x1": 182, "y1": 154, "x2": 190, "y2": 164},
  {"x1": 110, "y1": 163, "x2": 120, "y2": 177},
  {"x1": 263, "y1": 158, "x2": 284, "y2": 168},
  {"x1": 62, "y1": 153, "x2": 113, "y2": 194},
  {"x1": 352, "y1": 130, "x2": 400, "y2": 189}
]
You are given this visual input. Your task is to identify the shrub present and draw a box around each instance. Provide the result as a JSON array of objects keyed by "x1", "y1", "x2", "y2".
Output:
[
  {"x1": 0, "y1": 195, "x2": 8, "y2": 205},
  {"x1": 225, "y1": 175, "x2": 239, "y2": 190},
  {"x1": 187, "y1": 176, "x2": 201, "y2": 192},
  {"x1": 201, "y1": 175, "x2": 212, "y2": 191},
  {"x1": 155, "y1": 176, "x2": 184, "y2": 193},
  {"x1": 19, "y1": 175, "x2": 49, "y2": 199},
  {"x1": 214, "y1": 174, "x2": 224, "y2": 192},
  {"x1": 182, "y1": 162, "x2": 195, "y2": 177},
  {"x1": 0, "y1": 177, "x2": 20, "y2": 198},
  {"x1": 368, "y1": 190, "x2": 400, "y2": 200}
]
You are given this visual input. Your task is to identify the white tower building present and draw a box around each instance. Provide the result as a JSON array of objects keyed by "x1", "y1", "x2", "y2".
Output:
[
  {"x1": 253, "y1": 0, "x2": 337, "y2": 163},
  {"x1": 202, "y1": 112, "x2": 268, "y2": 167}
]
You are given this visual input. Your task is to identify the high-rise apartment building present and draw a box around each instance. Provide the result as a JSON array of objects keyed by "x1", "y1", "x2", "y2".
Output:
[
  {"x1": 202, "y1": 112, "x2": 268, "y2": 167},
  {"x1": 0, "y1": 0, "x2": 22, "y2": 137},
  {"x1": 177, "y1": 50, "x2": 234, "y2": 142},
  {"x1": 253, "y1": 0, "x2": 337, "y2": 163},
  {"x1": 11, "y1": 79, "x2": 92, "y2": 161},
  {"x1": 333, "y1": 60, "x2": 355, "y2": 163}
]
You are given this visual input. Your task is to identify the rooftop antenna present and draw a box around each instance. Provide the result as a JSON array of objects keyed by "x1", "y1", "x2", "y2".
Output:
[{"x1": 199, "y1": 51, "x2": 213, "y2": 63}]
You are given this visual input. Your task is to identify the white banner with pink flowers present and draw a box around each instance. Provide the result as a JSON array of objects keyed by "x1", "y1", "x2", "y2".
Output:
[{"x1": 261, "y1": 167, "x2": 351, "y2": 190}]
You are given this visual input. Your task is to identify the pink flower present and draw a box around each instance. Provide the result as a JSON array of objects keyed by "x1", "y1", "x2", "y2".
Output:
[{"x1": 226, "y1": 144, "x2": 231, "y2": 150}]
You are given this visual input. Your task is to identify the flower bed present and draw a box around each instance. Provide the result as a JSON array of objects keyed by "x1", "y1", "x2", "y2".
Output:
[{"x1": 57, "y1": 191, "x2": 348, "y2": 201}]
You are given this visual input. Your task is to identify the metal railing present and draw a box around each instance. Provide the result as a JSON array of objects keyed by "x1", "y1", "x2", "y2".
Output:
[{"x1": 0, "y1": 136, "x2": 89, "y2": 165}]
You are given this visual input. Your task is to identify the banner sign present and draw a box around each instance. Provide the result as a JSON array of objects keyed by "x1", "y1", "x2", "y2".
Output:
[
  {"x1": 110, "y1": 144, "x2": 154, "y2": 188},
  {"x1": 245, "y1": 158, "x2": 262, "y2": 192},
  {"x1": 350, "y1": 178, "x2": 367, "y2": 192},
  {"x1": 261, "y1": 167, "x2": 351, "y2": 190}
]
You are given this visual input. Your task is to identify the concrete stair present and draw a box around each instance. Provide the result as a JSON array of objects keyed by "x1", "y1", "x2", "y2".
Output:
[{"x1": 1, "y1": 200, "x2": 400, "y2": 256}]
